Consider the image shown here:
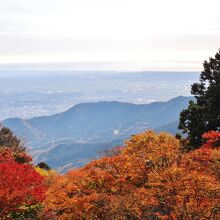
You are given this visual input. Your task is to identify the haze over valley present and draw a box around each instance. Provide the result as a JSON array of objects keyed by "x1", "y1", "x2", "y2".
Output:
[
  {"x1": 0, "y1": 71, "x2": 197, "y2": 172},
  {"x1": 0, "y1": 71, "x2": 198, "y2": 120}
]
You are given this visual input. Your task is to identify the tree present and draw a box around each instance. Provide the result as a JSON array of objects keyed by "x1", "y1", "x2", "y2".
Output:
[
  {"x1": 0, "y1": 127, "x2": 48, "y2": 219},
  {"x1": 37, "y1": 162, "x2": 51, "y2": 171},
  {"x1": 179, "y1": 49, "x2": 220, "y2": 149},
  {"x1": 202, "y1": 130, "x2": 220, "y2": 149},
  {"x1": 43, "y1": 131, "x2": 220, "y2": 219},
  {"x1": 0, "y1": 148, "x2": 32, "y2": 165},
  {"x1": 0, "y1": 149, "x2": 46, "y2": 219},
  {"x1": 0, "y1": 126, "x2": 25, "y2": 152}
]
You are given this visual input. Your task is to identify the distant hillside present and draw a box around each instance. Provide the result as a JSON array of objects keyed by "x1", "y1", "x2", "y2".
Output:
[
  {"x1": 2, "y1": 96, "x2": 193, "y2": 170},
  {"x1": 155, "y1": 120, "x2": 179, "y2": 134},
  {"x1": 2, "y1": 96, "x2": 192, "y2": 147},
  {"x1": 35, "y1": 139, "x2": 124, "y2": 173}
]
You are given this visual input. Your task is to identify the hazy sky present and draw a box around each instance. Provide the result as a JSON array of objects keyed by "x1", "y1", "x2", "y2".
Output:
[{"x1": 0, "y1": 0, "x2": 220, "y2": 70}]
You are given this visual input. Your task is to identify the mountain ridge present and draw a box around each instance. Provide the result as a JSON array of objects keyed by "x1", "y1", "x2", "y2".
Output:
[
  {"x1": 2, "y1": 96, "x2": 192, "y2": 147},
  {"x1": 2, "y1": 96, "x2": 193, "y2": 171}
]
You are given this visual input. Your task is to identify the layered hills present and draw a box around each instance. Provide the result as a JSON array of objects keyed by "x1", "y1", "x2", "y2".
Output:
[{"x1": 2, "y1": 96, "x2": 192, "y2": 172}]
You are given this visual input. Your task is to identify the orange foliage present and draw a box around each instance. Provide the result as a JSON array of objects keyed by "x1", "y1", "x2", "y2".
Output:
[{"x1": 44, "y1": 130, "x2": 220, "y2": 220}]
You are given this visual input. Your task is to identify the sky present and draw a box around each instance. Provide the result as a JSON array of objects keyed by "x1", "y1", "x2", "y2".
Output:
[{"x1": 0, "y1": 0, "x2": 220, "y2": 71}]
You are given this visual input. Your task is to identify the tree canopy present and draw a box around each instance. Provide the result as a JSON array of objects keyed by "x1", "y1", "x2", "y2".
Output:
[
  {"x1": 1, "y1": 128, "x2": 220, "y2": 219},
  {"x1": 43, "y1": 131, "x2": 220, "y2": 220},
  {"x1": 179, "y1": 49, "x2": 220, "y2": 149},
  {"x1": 0, "y1": 126, "x2": 25, "y2": 152}
]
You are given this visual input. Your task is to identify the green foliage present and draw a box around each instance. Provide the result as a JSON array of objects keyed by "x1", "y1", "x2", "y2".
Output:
[
  {"x1": 9, "y1": 204, "x2": 42, "y2": 220},
  {"x1": 179, "y1": 49, "x2": 220, "y2": 149},
  {"x1": 37, "y1": 162, "x2": 51, "y2": 171}
]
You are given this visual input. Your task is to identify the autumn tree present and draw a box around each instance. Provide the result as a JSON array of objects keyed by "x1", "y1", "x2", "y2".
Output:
[
  {"x1": 44, "y1": 131, "x2": 220, "y2": 219},
  {"x1": 0, "y1": 126, "x2": 34, "y2": 166},
  {"x1": 202, "y1": 130, "x2": 220, "y2": 149},
  {"x1": 0, "y1": 128, "x2": 48, "y2": 219},
  {"x1": 179, "y1": 49, "x2": 220, "y2": 149},
  {"x1": 0, "y1": 148, "x2": 46, "y2": 219}
]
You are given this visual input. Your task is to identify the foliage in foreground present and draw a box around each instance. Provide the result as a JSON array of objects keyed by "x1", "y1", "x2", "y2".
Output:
[
  {"x1": 43, "y1": 130, "x2": 220, "y2": 220},
  {"x1": 0, "y1": 126, "x2": 52, "y2": 220},
  {"x1": 0, "y1": 148, "x2": 47, "y2": 219},
  {"x1": 1, "y1": 126, "x2": 219, "y2": 219}
]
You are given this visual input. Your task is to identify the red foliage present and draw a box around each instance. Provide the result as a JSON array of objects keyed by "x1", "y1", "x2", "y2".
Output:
[
  {"x1": 0, "y1": 148, "x2": 15, "y2": 164},
  {"x1": 0, "y1": 148, "x2": 32, "y2": 164},
  {"x1": 202, "y1": 130, "x2": 220, "y2": 149},
  {"x1": 0, "y1": 147, "x2": 46, "y2": 218},
  {"x1": 0, "y1": 162, "x2": 46, "y2": 217}
]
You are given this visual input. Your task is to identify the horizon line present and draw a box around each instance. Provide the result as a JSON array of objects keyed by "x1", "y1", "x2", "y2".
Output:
[{"x1": 0, "y1": 61, "x2": 202, "y2": 72}]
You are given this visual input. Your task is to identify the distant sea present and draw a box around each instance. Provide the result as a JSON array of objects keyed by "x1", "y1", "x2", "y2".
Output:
[{"x1": 0, "y1": 71, "x2": 199, "y2": 120}]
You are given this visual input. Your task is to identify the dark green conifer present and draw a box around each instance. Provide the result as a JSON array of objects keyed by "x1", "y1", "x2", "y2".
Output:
[{"x1": 179, "y1": 49, "x2": 220, "y2": 149}]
